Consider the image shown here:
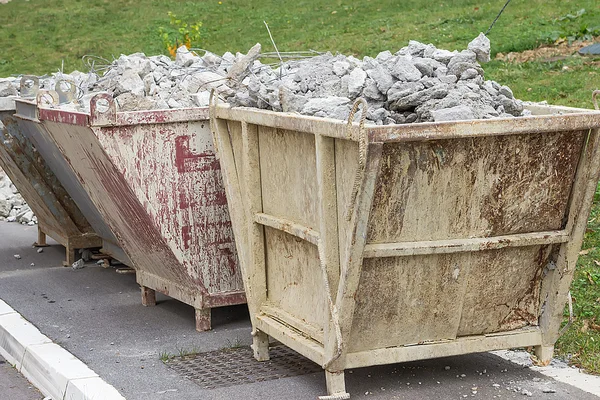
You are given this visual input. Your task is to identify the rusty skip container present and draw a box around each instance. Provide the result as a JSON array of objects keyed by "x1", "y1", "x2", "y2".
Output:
[
  {"x1": 14, "y1": 92, "x2": 131, "y2": 266},
  {"x1": 32, "y1": 92, "x2": 244, "y2": 331},
  {"x1": 0, "y1": 79, "x2": 102, "y2": 265},
  {"x1": 210, "y1": 96, "x2": 600, "y2": 399}
]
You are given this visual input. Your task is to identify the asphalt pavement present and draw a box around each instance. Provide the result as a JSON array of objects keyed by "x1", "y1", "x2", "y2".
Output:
[
  {"x1": 0, "y1": 354, "x2": 43, "y2": 400},
  {"x1": 0, "y1": 222, "x2": 598, "y2": 400}
]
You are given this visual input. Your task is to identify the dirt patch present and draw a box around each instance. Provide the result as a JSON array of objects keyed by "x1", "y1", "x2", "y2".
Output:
[{"x1": 495, "y1": 39, "x2": 599, "y2": 63}]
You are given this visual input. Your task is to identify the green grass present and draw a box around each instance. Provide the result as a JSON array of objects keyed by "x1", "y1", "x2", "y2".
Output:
[
  {"x1": 555, "y1": 185, "x2": 600, "y2": 374},
  {"x1": 1, "y1": 0, "x2": 600, "y2": 374}
]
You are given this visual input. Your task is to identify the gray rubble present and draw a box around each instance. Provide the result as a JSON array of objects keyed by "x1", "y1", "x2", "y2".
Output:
[
  {"x1": 225, "y1": 33, "x2": 525, "y2": 124},
  {"x1": 0, "y1": 169, "x2": 37, "y2": 225},
  {"x1": 1, "y1": 33, "x2": 523, "y2": 126}
]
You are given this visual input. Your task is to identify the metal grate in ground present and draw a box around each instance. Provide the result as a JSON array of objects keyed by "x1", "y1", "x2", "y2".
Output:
[{"x1": 164, "y1": 345, "x2": 322, "y2": 389}]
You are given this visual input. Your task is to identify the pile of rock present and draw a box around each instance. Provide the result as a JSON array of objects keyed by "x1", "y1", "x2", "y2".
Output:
[
  {"x1": 1, "y1": 33, "x2": 525, "y2": 126},
  {"x1": 225, "y1": 34, "x2": 526, "y2": 124},
  {"x1": 0, "y1": 169, "x2": 37, "y2": 225}
]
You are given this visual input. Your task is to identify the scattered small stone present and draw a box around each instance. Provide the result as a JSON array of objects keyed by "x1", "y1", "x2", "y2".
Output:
[
  {"x1": 445, "y1": 366, "x2": 451, "y2": 370},
  {"x1": 542, "y1": 388, "x2": 556, "y2": 393},
  {"x1": 521, "y1": 389, "x2": 533, "y2": 397},
  {"x1": 13, "y1": 254, "x2": 21, "y2": 259},
  {"x1": 37, "y1": 248, "x2": 43, "y2": 253},
  {"x1": 72, "y1": 259, "x2": 85, "y2": 270}
]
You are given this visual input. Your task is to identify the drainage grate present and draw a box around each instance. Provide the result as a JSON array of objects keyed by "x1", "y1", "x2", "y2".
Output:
[{"x1": 164, "y1": 345, "x2": 322, "y2": 389}]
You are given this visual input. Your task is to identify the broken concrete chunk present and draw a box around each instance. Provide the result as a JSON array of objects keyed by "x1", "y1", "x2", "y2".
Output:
[
  {"x1": 333, "y1": 61, "x2": 351, "y2": 77},
  {"x1": 362, "y1": 78, "x2": 385, "y2": 100},
  {"x1": 0, "y1": 81, "x2": 18, "y2": 97},
  {"x1": 432, "y1": 105, "x2": 476, "y2": 122},
  {"x1": 227, "y1": 43, "x2": 261, "y2": 82},
  {"x1": 280, "y1": 86, "x2": 309, "y2": 113},
  {"x1": 115, "y1": 92, "x2": 156, "y2": 111},
  {"x1": 301, "y1": 97, "x2": 351, "y2": 120},
  {"x1": 114, "y1": 69, "x2": 145, "y2": 97},
  {"x1": 460, "y1": 68, "x2": 480, "y2": 80},
  {"x1": 347, "y1": 68, "x2": 367, "y2": 98},
  {"x1": 175, "y1": 45, "x2": 197, "y2": 67},
  {"x1": 499, "y1": 85, "x2": 514, "y2": 99},
  {"x1": 366, "y1": 65, "x2": 395, "y2": 94},
  {"x1": 387, "y1": 81, "x2": 425, "y2": 102},
  {"x1": 432, "y1": 49, "x2": 456, "y2": 64},
  {"x1": 390, "y1": 57, "x2": 422, "y2": 82},
  {"x1": 468, "y1": 33, "x2": 491, "y2": 63}
]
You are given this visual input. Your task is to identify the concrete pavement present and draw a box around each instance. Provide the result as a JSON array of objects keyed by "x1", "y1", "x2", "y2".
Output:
[{"x1": 0, "y1": 222, "x2": 599, "y2": 400}]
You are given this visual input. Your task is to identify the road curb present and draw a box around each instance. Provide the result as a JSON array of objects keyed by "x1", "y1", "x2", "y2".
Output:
[{"x1": 0, "y1": 298, "x2": 125, "y2": 400}]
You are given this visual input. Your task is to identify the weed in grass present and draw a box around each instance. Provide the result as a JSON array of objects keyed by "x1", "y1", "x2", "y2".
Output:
[
  {"x1": 157, "y1": 11, "x2": 202, "y2": 58},
  {"x1": 539, "y1": 8, "x2": 600, "y2": 44}
]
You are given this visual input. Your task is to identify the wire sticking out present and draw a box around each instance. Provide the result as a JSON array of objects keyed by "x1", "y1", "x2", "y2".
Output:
[
  {"x1": 263, "y1": 21, "x2": 284, "y2": 80},
  {"x1": 485, "y1": 0, "x2": 512, "y2": 35}
]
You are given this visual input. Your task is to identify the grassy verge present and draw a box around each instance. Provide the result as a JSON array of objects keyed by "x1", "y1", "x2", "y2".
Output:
[
  {"x1": 555, "y1": 185, "x2": 600, "y2": 374},
  {"x1": 0, "y1": 0, "x2": 599, "y2": 373}
]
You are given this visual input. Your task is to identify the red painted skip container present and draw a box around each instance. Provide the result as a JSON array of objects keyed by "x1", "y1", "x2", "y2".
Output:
[{"x1": 35, "y1": 92, "x2": 244, "y2": 331}]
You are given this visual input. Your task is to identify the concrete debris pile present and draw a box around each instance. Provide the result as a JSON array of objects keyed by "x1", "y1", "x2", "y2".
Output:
[
  {"x1": 226, "y1": 33, "x2": 527, "y2": 124},
  {"x1": 2, "y1": 33, "x2": 525, "y2": 125},
  {"x1": 74, "y1": 48, "x2": 241, "y2": 112},
  {"x1": 0, "y1": 169, "x2": 37, "y2": 225},
  {"x1": 0, "y1": 47, "x2": 238, "y2": 112}
]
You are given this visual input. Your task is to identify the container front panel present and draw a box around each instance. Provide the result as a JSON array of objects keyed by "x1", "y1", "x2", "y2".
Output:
[
  {"x1": 259, "y1": 127, "x2": 319, "y2": 231},
  {"x1": 259, "y1": 127, "x2": 325, "y2": 336},
  {"x1": 264, "y1": 227, "x2": 326, "y2": 337}
]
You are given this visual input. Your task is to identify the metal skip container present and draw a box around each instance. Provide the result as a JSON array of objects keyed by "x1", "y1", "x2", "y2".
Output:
[
  {"x1": 30, "y1": 93, "x2": 245, "y2": 331},
  {"x1": 14, "y1": 92, "x2": 131, "y2": 267},
  {"x1": 0, "y1": 79, "x2": 102, "y2": 264},
  {"x1": 210, "y1": 97, "x2": 600, "y2": 398}
]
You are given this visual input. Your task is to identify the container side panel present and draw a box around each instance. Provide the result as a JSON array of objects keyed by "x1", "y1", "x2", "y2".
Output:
[
  {"x1": 93, "y1": 121, "x2": 242, "y2": 294},
  {"x1": 348, "y1": 252, "x2": 465, "y2": 352},
  {"x1": 348, "y1": 245, "x2": 549, "y2": 352},
  {"x1": 368, "y1": 131, "x2": 585, "y2": 242},
  {"x1": 264, "y1": 227, "x2": 326, "y2": 336},
  {"x1": 458, "y1": 245, "x2": 554, "y2": 336},
  {"x1": 259, "y1": 128, "x2": 319, "y2": 231}
]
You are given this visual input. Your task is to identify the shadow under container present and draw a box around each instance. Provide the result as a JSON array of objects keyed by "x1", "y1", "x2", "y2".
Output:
[
  {"x1": 210, "y1": 100, "x2": 600, "y2": 398},
  {"x1": 31, "y1": 93, "x2": 245, "y2": 331},
  {"x1": 0, "y1": 91, "x2": 102, "y2": 265}
]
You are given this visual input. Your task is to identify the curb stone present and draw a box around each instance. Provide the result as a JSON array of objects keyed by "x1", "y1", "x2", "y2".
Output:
[{"x1": 0, "y1": 298, "x2": 125, "y2": 400}]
